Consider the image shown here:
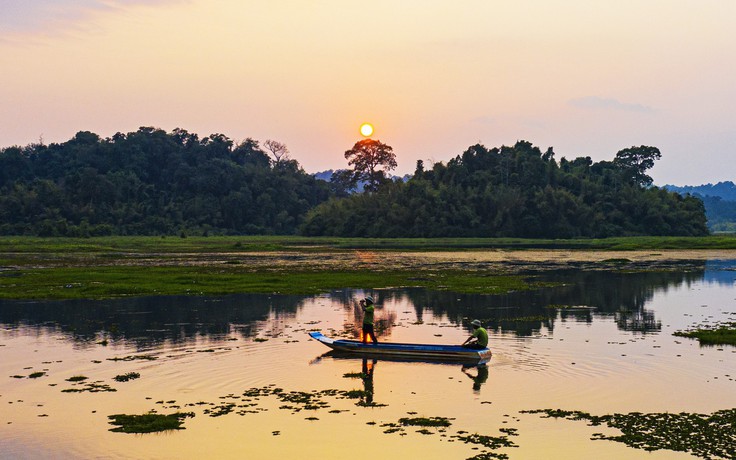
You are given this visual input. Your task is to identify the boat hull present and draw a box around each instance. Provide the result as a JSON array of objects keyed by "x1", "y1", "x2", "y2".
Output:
[{"x1": 308, "y1": 331, "x2": 492, "y2": 363}]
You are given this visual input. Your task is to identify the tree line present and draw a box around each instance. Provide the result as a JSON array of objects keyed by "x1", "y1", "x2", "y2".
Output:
[
  {"x1": 301, "y1": 141, "x2": 708, "y2": 238},
  {"x1": 0, "y1": 129, "x2": 708, "y2": 238}
]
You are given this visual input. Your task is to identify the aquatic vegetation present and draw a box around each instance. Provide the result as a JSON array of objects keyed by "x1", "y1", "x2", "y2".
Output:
[
  {"x1": 28, "y1": 372, "x2": 46, "y2": 379},
  {"x1": 398, "y1": 416, "x2": 453, "y2": 427},
  {"x1": 674, "y1": 322, "x2": 736, "y2": 346},
  {"x1": 113, "y1": 372, "x2": 140, "y2": 382},
  {"x1": 65, "y1": 376, "x2": 88, "y2": 382},
  {"x1": 107, "y1": 412, "x2": 195, "y2": 433},
  {"x1": 342, "y1": 372, "x2": 366, "y2": 379},
  {"x1": 498, "y1": 315, "x2": 549, "y2": 322},
  {"x1": 62, "y1": 381, "x2": 116, "y2": 393},
  {"x1": 522, "y1": 408, "x2": 736, "y2": 459},
  {"x1": 107, "y1": 355, "x2": 158, "y2": 361},
  {"x1": 545, "y1": 304, "x2": 593, "y2": 310}
]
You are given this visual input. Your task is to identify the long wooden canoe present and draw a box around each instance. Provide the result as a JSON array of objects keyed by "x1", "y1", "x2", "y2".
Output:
[{"x1": 308, "y1": 331, "x2": 492, "y2": 363}]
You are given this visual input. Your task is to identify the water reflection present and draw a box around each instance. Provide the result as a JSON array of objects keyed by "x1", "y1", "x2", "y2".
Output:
[
  {"x1": 461, "y1": 364, "x2": 489, "y2": 394},
  {"x1": 361, "y1": 358, "x2": 376, "y2": 405},
  {"x1": 0, "y1": 294, "x2": 308, "y2": 347},
  {"x1": 0, "y1": 262, "x2": 714, "y2": 344}
]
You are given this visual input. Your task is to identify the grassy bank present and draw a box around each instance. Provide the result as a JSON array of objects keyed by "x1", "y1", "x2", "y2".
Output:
[{"x1": 2, "y1": 234, "x2": 736, "y2": 253}]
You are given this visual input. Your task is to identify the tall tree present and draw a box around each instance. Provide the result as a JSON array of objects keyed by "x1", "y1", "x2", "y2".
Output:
[
  {"x1": 613, "y1": 146, "x2": 661, "y2": 187},
  {"x1": 264, "y1": 139, "x2": 290, "y2": 165},
  {"x1": 344, "y1": 139, "x2": 397, "y2": 192}
]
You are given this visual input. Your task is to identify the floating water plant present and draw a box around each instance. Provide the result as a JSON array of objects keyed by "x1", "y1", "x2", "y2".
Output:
[
  {"x1": 522, "y1": 408, "x2": 736, "y2": 459},
  {"x1": 66, "y1": 376, "x2": 88, "y2": 382},
  {"x1": 398, "y1": 416, "x2": 453, "y2": 427},
  {"x1": 107, "y1": 412, "x2": 195, "y2": 433},
  {"x1": 62, "y1": 381, "x2": 116, "y2": 393},
  {"x1": 674, "y1": 322, "x2": 736, "y2": 346},
  {"x1": 113, "y1": 372, "x2": 140, "y2": 382},
  {"x1": 28, "y1": 372, "x2": 46, "y2": 379},
  {"x1": 107, "y1": 355, "x2": 157, "y2": 362}
]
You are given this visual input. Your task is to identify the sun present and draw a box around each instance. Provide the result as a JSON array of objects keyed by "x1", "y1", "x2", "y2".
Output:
[{"x1": 360, "y1": 123, "x2": 374, "y2": 137}]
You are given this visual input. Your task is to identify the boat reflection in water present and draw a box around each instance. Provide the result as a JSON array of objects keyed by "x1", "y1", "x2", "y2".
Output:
[{"x1": 313, "y1": 349, "x2": 491, "y2": 399}]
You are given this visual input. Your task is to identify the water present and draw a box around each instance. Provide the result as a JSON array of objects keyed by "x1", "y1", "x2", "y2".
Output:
[{"x1": 1, "y1": 261, "x2": 735, "y2": 459}]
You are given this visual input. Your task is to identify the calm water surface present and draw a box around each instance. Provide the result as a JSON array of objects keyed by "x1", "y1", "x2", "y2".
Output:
[{"x1": 1, "y1": 261, "x2": 735, "y2": 459}]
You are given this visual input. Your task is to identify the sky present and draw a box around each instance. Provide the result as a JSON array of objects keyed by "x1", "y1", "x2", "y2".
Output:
[{"x1": 1, "y1": 0, "x2": 734, "y2": 185}]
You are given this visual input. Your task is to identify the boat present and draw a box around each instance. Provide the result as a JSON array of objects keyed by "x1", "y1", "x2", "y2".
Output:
[{"x1": 308, "y1": 331, "x2": 492, "y2": 363}]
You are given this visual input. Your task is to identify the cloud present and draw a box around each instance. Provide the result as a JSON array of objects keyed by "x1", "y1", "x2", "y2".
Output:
[
  {"x1": 0, "y1": 0, "x2": 184, "y2": 37},
  {"x1": 568, "y1": 96, "x2": 655, "y2": 113}
]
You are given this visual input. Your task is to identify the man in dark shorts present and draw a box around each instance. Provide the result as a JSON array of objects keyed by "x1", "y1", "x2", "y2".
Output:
[
  {"x1": 462, "y1": 319, "x2": 488, "y2": 349},
  {"x1": 360, "y1": 296, "x2": 378, "y2": 344}
]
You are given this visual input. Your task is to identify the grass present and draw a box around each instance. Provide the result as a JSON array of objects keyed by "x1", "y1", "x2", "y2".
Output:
[
  {"x1": 2, "y1": 234, "x2": 736, "y2": 253},
  {"x1": 673, "y1": 323, "x2": 736, "y2": 346},
  {"x1": 0, "y1": 265, "x2": 534, "y2": 300},
  {"x1": 107, "y1": 412, "x2": 194, "y2": 433}
]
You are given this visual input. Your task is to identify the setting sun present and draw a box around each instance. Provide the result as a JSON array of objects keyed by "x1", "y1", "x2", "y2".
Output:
[{"x1": 360, "y1": 123, "x2": 374, "y2": 137}]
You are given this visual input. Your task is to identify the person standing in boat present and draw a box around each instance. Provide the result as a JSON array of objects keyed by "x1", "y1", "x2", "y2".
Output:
[
  {"x1": 360, "y1": 296, "x2": 378, "y2": 344},
  {"x1": 462, "y1": 319, "x2": 488, "y2": 349}
]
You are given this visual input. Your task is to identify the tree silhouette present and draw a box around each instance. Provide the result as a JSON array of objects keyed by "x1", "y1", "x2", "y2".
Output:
[
  {"x1": 344, "y1": 139, "x2": 397, "y2": 192},
  {"x1": 264, "y1": 139, "x2": 290, "y2": 165}
]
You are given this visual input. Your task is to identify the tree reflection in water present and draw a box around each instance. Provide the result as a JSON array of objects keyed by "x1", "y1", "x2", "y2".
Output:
[{"x1": 0, "y1": 263, "x2": 714, "y2": 345}]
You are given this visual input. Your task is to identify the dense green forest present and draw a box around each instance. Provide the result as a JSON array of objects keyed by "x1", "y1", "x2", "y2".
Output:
[
  {"x1": 0, "y1": 129, "x2": 708, "y2": 238},
  {"x1": 0, "y1": 128, "x2": 330, "y2": 236},
  {"x1": 301, "y1": 142, "x2": 708, "y2": 238}
]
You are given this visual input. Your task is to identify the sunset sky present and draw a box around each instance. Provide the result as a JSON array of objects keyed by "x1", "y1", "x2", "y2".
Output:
[{"x1": 1, "y1": 0, "x2": 734, "y2": 185}]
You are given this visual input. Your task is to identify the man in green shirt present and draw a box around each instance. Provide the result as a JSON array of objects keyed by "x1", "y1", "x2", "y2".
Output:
[
  {"x1": 360, "y1": 296, "x2": 378, "y2": 344},
  {"x1": 462, "y1": 319, "x2": 488, "y2": 349}
]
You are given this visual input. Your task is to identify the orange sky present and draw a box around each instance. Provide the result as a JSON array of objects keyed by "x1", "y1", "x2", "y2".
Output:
[{"x1": 1, "y1": 0, "x2": 735, "y2": 184}]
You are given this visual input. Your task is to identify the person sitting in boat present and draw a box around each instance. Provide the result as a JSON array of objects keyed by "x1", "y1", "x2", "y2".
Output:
[
  {"x1": 360, "y1": 296, "x2": 378, "y2": 345},
  {"x1": 462, "y1": 319, "x2": 488, "y2": 349}
]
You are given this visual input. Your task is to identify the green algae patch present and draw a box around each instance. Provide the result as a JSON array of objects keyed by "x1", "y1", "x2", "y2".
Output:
[
  {"x1": 107, "y1": 412, "x2": 195, "y2": 433},
  {"x1": 522, "y1": 408, "x2": 736, "y2": 459},
  {"x1": 674, "y1": 322, "x2": 736, "y2": 346}
]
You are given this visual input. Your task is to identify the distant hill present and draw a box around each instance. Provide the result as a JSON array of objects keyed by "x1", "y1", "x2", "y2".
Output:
[
  {"x1": 663, "y1": 181, "x2": 736, "y2": 201},
  {"x1": 663, "y1": 182, "x2": 736, "y2": 232},
  {"x1": 312, "y1": 169, "x2": 412, "y2": 194}
]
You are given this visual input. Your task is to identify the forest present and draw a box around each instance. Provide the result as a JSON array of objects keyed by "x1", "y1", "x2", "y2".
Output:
[
  {"x1": 0, "y1": 128, "x2": 709, "y2": 238},
  {"x1": 0, "y1": 128, "x2": 330, "y2": 236}
]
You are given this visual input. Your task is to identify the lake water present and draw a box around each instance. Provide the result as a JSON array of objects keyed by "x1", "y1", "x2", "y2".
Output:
[{"x1": 1, "y1": 260, "x2": 735, "y2": 459}]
